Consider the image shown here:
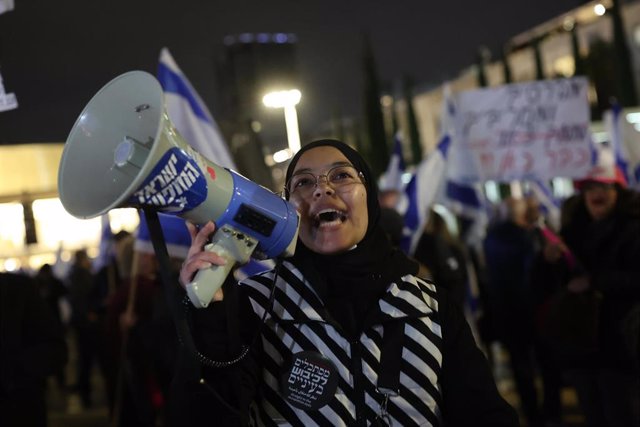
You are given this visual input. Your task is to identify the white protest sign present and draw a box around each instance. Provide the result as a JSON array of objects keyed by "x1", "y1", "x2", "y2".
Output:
[{"x1": 448, "y1": 77, "x2": 592, "y2": 183}]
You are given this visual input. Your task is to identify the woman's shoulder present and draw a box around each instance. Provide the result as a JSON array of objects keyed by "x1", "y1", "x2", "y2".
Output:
[
  {"x1": 618, "y1": 188, "x2": 640, "y2": 219},
  {"x1": 391, "y1": 273, "x2": 441, "y2": 315}
]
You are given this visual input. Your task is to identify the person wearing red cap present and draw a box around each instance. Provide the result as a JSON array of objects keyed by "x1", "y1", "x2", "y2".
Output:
[{"x1": 543, "y1": 164, "x2": 640, "y2": 426}]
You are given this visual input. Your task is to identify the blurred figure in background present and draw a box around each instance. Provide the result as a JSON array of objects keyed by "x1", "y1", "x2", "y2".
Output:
[
  {"x1": 378, "y1": 188, "x2": 406, "y2": 248},
  {"x1": 67, "y1": 248, "x2": 102, "y2": 409},
  {"x1": 523, "y1": 195, "x2": 565, "y2": 425},
  {"x1": 35, "y1": 263, "x2": 69, "y2": 390},
  {"x1": 413, "y1": 207, "x2": 469, "y2": 309},
  {"x1": 91, "y1": 231, "x2": 135, "y2": 413},
  {"x1": 483, "y1": 197, "x2": 543, "y2": 426},
  {"x1": 1, "y1": 271, "x2": 68, "y2": 427},
  {"x1": 544, "y1": 171, "x2": 640, "y2": 427},
  {"x1": 107, "y1": 248, "x2": 180, "y2": 427}
]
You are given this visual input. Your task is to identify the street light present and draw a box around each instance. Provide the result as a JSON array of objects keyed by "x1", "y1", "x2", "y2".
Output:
[{"x1": 263, "y1": 89, "x2": 302, "y2": 154}]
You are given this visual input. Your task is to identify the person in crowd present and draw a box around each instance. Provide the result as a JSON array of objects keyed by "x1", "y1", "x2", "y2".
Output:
[
  {"x1": 0, "y1": 271, "x2": 68, "y2": 427},
  {"x1": 92, "y1": 231, "x2": 134, "y2": 415},
  {"x1": 67, "y1": 248, "x2": 103, "y2": 409},
  {"x1": 175, "y1": 139, "x2": 519, "y2": 426},
  {"x1": 378, "y1": 188, "x2": 406, "y2": 248},
  {"x1": 413, "y1": 208, "x2": 469, "y2": 309},
  {"x1": 107, "y1": 244, "x2": 180, "y2": 427},
  {"x1": 483, "y1": 197, "x2": 543, "y2": 426},
  {"x1": 93, "y1": 231, "x2": 135, "y2": 308},
  {"x1": 35, "y1": 263, "x2": 69, "y2": 389},
  {"x1": 543, "y1": 170, "x2": 640, "y2": 427},
  {"x1": 522, "y1": 195, "x2": 565, "y2": 426}
]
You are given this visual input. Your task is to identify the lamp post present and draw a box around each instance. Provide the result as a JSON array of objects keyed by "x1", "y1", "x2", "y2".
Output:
[{"x1": 262, "y1": 89, "x2": 302, "y2": 154}]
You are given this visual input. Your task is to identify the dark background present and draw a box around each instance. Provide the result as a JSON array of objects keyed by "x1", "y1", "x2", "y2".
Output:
[{"x1": 0, "y1": 0, "x2": 590, "y2": 144}]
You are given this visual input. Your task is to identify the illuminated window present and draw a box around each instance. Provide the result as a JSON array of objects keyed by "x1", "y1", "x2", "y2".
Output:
[
  {"x1": 553, "y1": 56, "x2": 575, "y2": 77},
  {"x1": 107, "y1": 208, "x2": 140, "y2": 235},
  {"x1": 1, "y1": 198, "x2": 140, "y2": 271},
  {"x1": 0, "y1": 202, "x2": 26, "y2": 254},
  {"x1": 32, "y1": 198, "x2": 101, "y2": 252}
]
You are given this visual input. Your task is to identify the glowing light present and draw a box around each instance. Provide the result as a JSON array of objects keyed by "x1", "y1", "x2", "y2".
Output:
[
  {"x1": 626, "y1": 112, "x2": 640, "y2": 123},
  {"x1": 239, "y1": 33, "x2": 254, "y2": 43},
  {"x1": 594, "y1": 4, "x2": 606, "y2": 16},
  {"x1": 272, "y1": 148, "x2": 293, "y2": 163},
  {"x1": 263, "y1": 89, "x2": 302, "y2": 154},
  {"x1": 3, "y1": 258, "x2": 18, "y2": 272},
  {"x1": 262, "y1": 89, "x2": 301, "y2": 108},
  {"x1": 274, "y1": 33, "x2": 288, "y2": 43},
  {"x1": 0, "y1": 202, "x2": 25, "y2": 252}
]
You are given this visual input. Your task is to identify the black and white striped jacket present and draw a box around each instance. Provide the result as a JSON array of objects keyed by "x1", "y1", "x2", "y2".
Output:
[{"x1": 240, "y1": 260, "x2": 444, "y2": 426}]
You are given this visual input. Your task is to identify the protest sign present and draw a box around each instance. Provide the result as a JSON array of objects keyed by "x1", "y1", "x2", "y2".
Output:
[{"x1": 448, "y1": 77, "x2": 592, "y2": 183}]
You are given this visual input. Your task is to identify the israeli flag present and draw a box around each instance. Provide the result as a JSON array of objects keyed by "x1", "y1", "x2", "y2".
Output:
[
  {"x1": 440, "y1": 85, "x2": 488, "y2": 248},
  {"x1": 527, "y1": 178, "x2": 561, "y2": 231},
  {"x1": 94, "y1": 214, "x2": 114, "y2": 272},
  {"x1": 402, "y1": 85, "x2": 490, "y2": 255},
  {"x1": 605, "y1": 102, "x2": 629, "y2": 184},
  {"x1": 158, "y1": 48, "x2": 235, "y2": 169},
  {"x1": 401, "y1": 136, "x2": 450, "y2": 255},
  {"x1": 134, "y1": 48, "x2": 236, "y2": 259},
  {"x1": 136, "y1": 48, "x2": 273, "y2": 279},
  {"x1": 444, "y1": 179, "x2": 488, "y2": 246},
  {"x1": 381, "y1": 133, "x2": 406, "y2": 191},
  {"x1": 400, "y1": 86, "x2": 457, "y2": 255}
]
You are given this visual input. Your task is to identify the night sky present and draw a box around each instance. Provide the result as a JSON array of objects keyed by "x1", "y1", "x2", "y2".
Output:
[{"x1": 0, "y1": 0, "x2": 590, "y2": 145}]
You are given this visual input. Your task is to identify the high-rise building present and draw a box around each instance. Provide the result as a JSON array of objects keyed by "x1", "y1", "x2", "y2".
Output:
[{"x1": 215, "y1": 33, "x2": 299, "y2": 190}]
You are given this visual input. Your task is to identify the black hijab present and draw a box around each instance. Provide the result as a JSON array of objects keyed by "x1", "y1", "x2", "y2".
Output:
[{"x1": 285, "y1": 139, "x2": 417, "y2": 336}]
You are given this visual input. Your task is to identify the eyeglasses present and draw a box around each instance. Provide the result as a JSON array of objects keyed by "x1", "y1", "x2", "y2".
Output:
[{"x1": 285, "y1": 164, "x2": 364, "y2": 198}]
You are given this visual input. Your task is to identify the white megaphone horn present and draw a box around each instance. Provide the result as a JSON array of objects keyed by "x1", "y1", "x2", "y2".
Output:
[{"x1": 58, "y1": 71, "x2": 299, "y2": 308}]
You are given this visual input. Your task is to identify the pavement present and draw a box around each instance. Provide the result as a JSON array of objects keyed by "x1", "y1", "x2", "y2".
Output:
[{"x1": 45, "y1": 338, "x2": 586, "y2": 427}]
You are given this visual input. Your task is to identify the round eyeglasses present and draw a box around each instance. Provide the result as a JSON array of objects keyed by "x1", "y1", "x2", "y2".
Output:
[{"x1": 285, "y1": 164, "x2": 365, "y2": 198}]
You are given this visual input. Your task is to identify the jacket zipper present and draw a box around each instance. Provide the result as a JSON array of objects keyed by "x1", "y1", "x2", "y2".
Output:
[{"x1": 350, "y1": 338, "x2": 366, "y2": 426}]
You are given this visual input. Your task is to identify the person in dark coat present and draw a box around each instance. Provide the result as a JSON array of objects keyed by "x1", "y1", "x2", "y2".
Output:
[
  {"x1": 483, "y1": 197, "x2": 542, "y2": 426},
  {"x1": 414, "y1": 208, "x2": 469, "y2": 309},
  {"x1": 35, "y1": 263, "x2": 69, "y2": 389},
  {"x1": 67, "y1": 248, "x2": 103, "y2": 408},
  {"x1": 543, "y1": 170, "x2": 640, "y2": 427},
  {"x1": 0, "y1": 272, "x2": 68, "y2": 427},
  {"x1": 173, "y1": 139, "x2": 519, "y2": 426}
]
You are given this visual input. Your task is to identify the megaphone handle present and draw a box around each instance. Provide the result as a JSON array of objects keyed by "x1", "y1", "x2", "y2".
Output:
[
  {"x1": 185, "y1": 226, "x2": 258, "y2": 309},
  {"x1": 186, "y1": 243, "x2": 235, "y2": 308}
]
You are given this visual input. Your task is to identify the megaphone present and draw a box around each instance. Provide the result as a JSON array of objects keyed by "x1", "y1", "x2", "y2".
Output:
[{"x1": 58, "y1": 71, "x2": 299, "y2": 308}]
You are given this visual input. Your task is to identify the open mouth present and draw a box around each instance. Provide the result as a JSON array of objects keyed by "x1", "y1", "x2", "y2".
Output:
[{"x1": 313, "y1": 209, "x2": 347, "y2": 227}]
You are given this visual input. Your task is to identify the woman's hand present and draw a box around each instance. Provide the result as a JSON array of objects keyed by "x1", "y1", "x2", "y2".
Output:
[
  {"x1": 179, "y1": 221, "x2": 227, "y2": 302},
  {"x1": 567, "y1": 275, "x2": 590, "y2": 293},
  {"x1": 543, "y1": 240, "x2": 569, "y2": 263}
]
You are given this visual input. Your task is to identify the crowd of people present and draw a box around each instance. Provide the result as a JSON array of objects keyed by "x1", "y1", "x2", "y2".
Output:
[
  {"x1": 1, "y1": 138, "x2": 639, "y2": 427},
  {"x1": 1, "y1": 228, "x2": 180, "y2": 427}
]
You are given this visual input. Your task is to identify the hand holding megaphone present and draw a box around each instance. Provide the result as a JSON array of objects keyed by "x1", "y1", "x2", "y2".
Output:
[{"x1": 180, "y1": 221, "x2": 229, "y2": 304}]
